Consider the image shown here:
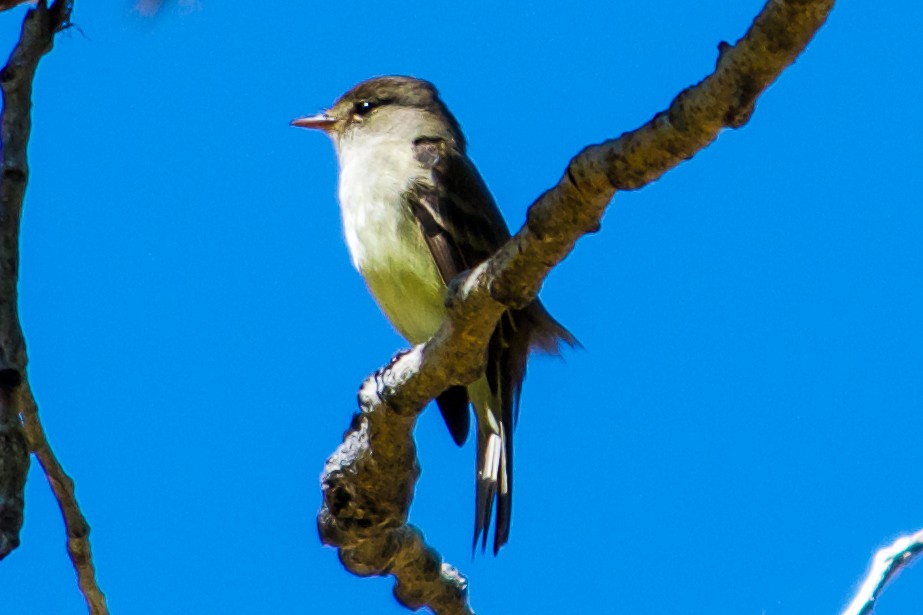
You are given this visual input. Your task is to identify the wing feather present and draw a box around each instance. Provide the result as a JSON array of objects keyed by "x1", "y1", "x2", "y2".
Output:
[{"x1": 404, "y1": 135, "x2": 574, "y2": 553}]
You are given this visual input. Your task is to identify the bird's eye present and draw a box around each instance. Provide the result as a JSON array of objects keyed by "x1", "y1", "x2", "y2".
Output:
[{"x1": 355, "y1": 100, "x2": 378, "y2": 117}]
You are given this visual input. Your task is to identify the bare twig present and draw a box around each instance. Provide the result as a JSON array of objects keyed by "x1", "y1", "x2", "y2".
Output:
[
  {"x1": 0, "y1": 1, "x2": 108, "y2": 613},
  {"x1": 20, "y1": 385, "x2": 108, "y2": 614},
  {"x1": 319, "y1": 0, "x2": 836, "y2": 612},
  {"x1": 842, "y1": 529, "x2": 923, "y2": 615}
]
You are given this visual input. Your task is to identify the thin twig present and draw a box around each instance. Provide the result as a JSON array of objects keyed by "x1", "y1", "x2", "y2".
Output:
[
  {"x1": 842, "y1": 529, "x2": 923, "y2": 615},
  {"x1": 0, "y1": 1, "x2": 108, "y2": 613},
  {"x1": 320, "y1": 1, "x2": 836, "y2": 613},
  {"x1": 20, "y1": 385, "x2": 108, "y2": 614}
]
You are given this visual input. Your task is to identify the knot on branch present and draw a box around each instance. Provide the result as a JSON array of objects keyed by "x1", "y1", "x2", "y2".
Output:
[
  {"x1": 714, "y1": 41, "x2": 757, "y2": 127},
  {"x1": 724, "y1": 93, "x2": 757, "y2": 128},
  {"x1": 0, "y1": 368, "x2": 21, "y2": 391},
  {"x1": 709, "y1": 52, "x2": 759, "y2": 127},
  {"x1": 2, "y1": 167, "x2": 27, "y2": 184}
]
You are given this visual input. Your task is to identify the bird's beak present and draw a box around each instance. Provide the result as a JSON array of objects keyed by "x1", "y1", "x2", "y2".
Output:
[{"x1": 290, "y1": 112, "x2": 336, "y2": 131}]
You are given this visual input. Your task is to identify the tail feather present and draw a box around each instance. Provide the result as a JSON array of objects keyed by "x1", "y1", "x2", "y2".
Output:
[
  {"x1": 472, "y1": 300, "x2": 576, "y2": 554},
  {"x1": 526, "y1": 300, "x2": 580, "y2": 355},
  {"x1": 473, "y1": 312, "x2": 520, "y2": 554},
  {"x1": 493, "y1": 422, "x2": 511, "y2": 554},
  {"x1": 474, "y1": 428, "x2": 501, "y2": 553}
]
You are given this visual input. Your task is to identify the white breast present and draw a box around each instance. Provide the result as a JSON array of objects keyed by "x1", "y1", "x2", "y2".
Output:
[
  {"x1": 337, "y1": 132, "x2": 419, "y2": 270},
  {"x1": 335, "y1": 128, "x2": 446, "y2": 343}
]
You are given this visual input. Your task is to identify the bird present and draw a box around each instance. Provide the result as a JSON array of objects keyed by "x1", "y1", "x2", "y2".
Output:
[{"x1": 292, "y1": 76, "x2": 574, "y2": 554}]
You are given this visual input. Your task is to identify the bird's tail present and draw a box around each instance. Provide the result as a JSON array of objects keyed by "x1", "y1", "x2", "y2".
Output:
[
  {"x1": 471, "y1": 376, "x2": 510, "y2": 555},
  {"x1": 471, "y1": 302, "x2": 575, "y2": 554}
]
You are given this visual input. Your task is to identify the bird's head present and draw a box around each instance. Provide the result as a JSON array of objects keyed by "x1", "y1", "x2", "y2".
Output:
[{"x1": 291, "y1": 75, "x2": 465, "y2": 150}]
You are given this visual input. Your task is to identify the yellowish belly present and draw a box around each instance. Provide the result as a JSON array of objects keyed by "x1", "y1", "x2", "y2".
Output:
[{"x1": 361, "y1": 257, "x2": 446, "y2": 344}]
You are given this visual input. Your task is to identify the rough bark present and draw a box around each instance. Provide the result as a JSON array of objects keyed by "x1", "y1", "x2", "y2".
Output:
[
  {"x1": 318, "y1": 1, "x2": 836, "y2": 613},
  {"x1": 0, "y1": 0, "x2": 66, "y2": 563},
  {"x1": 0, "y1": 2, "x2": 109, "y2": 613}
]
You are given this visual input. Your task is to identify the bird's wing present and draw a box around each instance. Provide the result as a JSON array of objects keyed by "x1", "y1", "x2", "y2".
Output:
[
  {"x1": 404, "y1": 135, "x2": 512, "y2": 449},
  {"x1": 406, "y1": 136, "x2": 511, "y2": 282},
  {"x1": 405, "y1": 136, "x2": 522, "y2": 553}
]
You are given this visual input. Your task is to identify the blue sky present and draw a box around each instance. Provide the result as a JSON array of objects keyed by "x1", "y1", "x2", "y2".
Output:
[{"x1": 1, "y1": 1, "x2": 921, "y2": 613}]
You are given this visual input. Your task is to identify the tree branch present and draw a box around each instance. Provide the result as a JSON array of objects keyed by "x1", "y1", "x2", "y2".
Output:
[
  {"x1": 20, "y1": 384, "x2": 109, "y2": 614},
  {"x1": 318, "y1": 1, "x2": 835, "y2": 612},
  {"x1": 842, "y1": 529, "x2": 923, "y2": 615},
  {"x1": 0, "y1": 2, "x2": 109, "y2": 614}
]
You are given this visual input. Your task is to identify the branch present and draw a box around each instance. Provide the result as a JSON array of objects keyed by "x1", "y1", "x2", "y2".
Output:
[
  {"x1": 842, "y1": 529, "x2": 923, "y2": 615},
  {"x1": 0, "y1": 2, "x2": 109, "y2": 614},
  {"x1": 319, "y1": 0, "x2": 835, "y2": 612},
  {"x1": 0, "y1": 0, "x2": 61, "y2": 563},
  {"x1": 20, "y1": 385, "x2": 109, "y2": 614}
]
